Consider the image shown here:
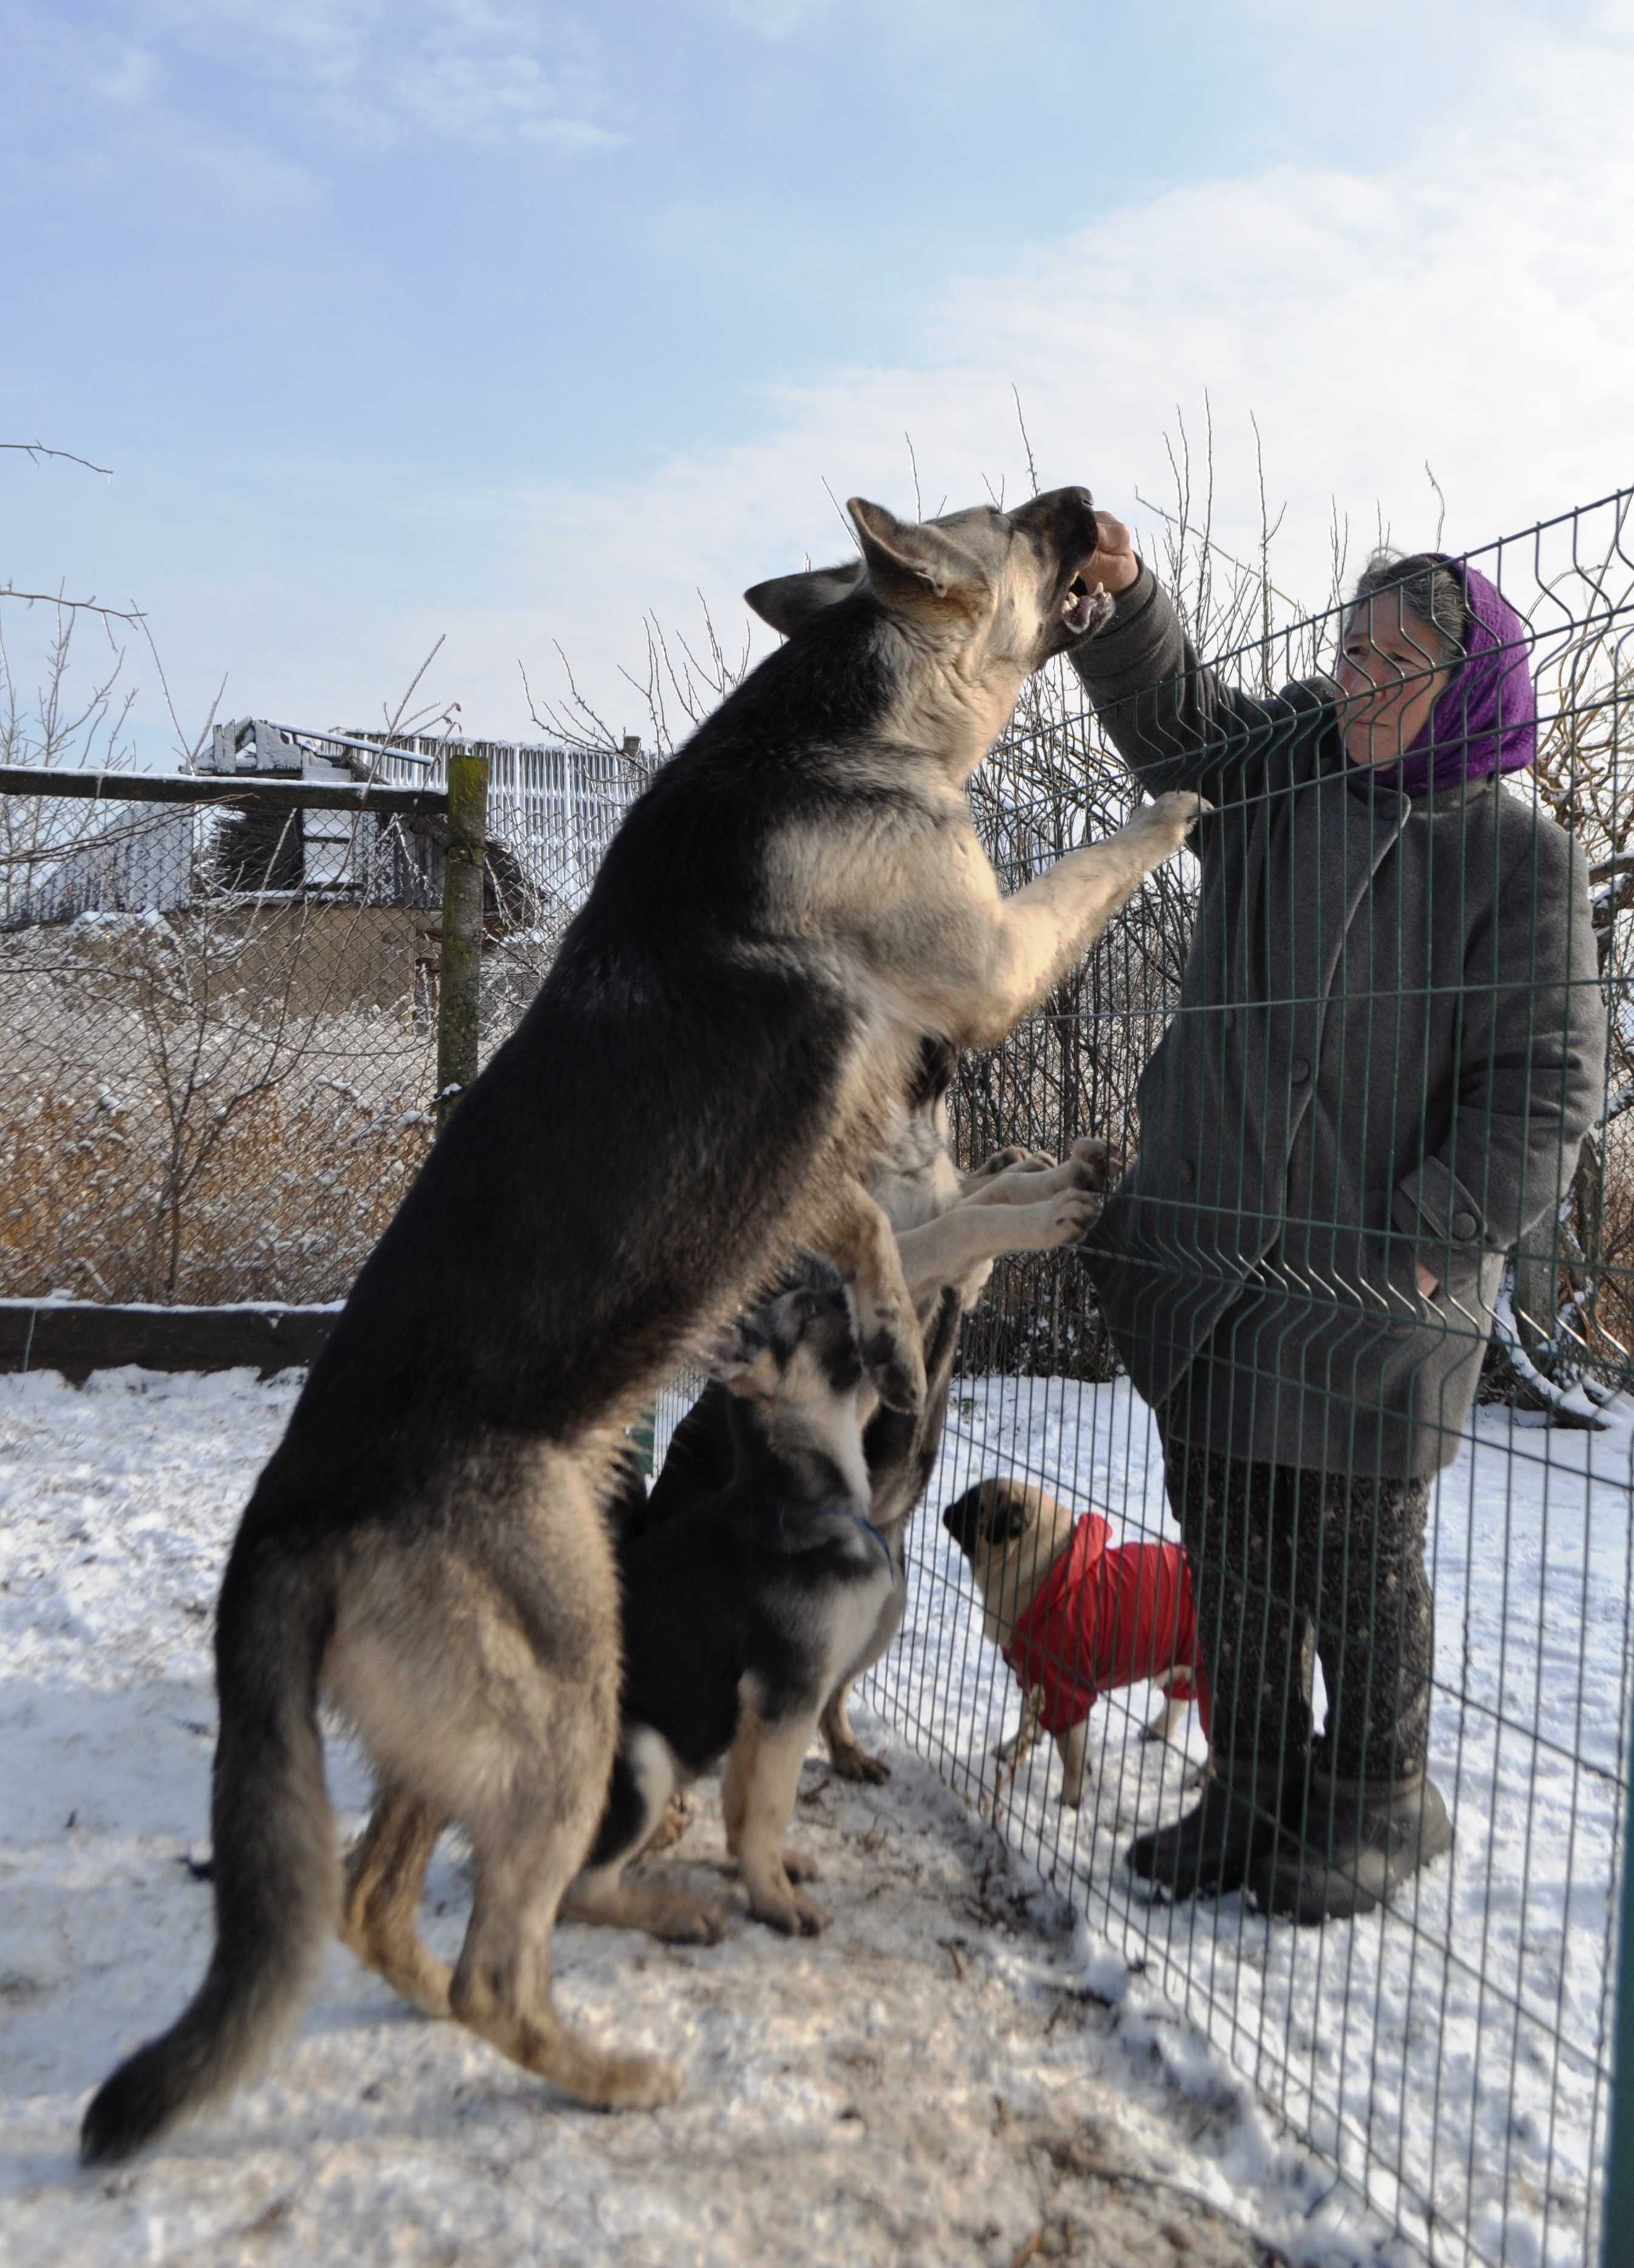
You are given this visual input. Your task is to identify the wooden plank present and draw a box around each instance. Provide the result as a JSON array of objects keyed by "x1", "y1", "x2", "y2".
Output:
[
  {"x1": 0, "y1": 765, "x2": 446, "y2": 818},
  {"x1": 436, "y1": 752, "x2": 489, "y2": 1126},
  {"x1": 0, "y1": 1300, "x2": 340, "y2": 1382}
]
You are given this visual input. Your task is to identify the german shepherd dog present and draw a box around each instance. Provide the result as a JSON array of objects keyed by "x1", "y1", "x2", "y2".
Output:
[
  {"x1": 565, "y1": 1255, "x2": 891, "y2": 1944},
  {"x1": 817, "y1": 1050, "x2": 1120, "y2": 1784},
  {"x1": 626, "y1": 1041, "x2": 1111, "y2": 1824},
  {"x1": 81, "y1": 486, "x2": 1202, "y2": 2161}
]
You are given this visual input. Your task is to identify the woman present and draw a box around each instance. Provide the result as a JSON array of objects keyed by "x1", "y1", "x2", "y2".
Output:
[{"x1": 1070, "y1": 515, "x2": 1604, "y2": 1924}]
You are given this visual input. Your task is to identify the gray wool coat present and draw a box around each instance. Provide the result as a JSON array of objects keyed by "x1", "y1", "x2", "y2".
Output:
[{"x1": 1071, "y1": 567, "x2": 1605, "y2": 1478}]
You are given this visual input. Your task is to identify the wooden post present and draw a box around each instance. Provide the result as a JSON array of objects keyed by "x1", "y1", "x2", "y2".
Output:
[{"x1": 436, "y1": 752, "x2": 488, "y2": 1130}]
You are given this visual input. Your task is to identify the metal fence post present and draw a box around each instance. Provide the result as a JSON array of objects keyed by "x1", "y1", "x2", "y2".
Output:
[
  {"x1": 437, "y1": 752, "x2": 488, "y2": 1129},
  {"x1": 1607, "y1": 1721, "x2": 1634, "y2": 2266}
]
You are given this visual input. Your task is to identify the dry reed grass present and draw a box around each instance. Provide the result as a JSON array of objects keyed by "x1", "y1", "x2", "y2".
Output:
[{"x1": 0, "y1": 1078, "x2": 434, "y2": 1305}]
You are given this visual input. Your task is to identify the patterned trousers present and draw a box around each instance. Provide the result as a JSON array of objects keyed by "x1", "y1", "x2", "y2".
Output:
[{"x1": 1160, "y1": 1444, "x2": 1434, "y2": 1785}]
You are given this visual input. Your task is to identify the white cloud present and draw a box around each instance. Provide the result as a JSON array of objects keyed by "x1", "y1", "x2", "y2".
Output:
[
  {"x1": 407, "y1": 2, "x2": 1631, "y2": 739},
  {"x1": 32, "y1": 2, "x2": 1630, "y2": 755},
  {"x1": 138, "y1": 0, "x2": 621, "y2": 153}
]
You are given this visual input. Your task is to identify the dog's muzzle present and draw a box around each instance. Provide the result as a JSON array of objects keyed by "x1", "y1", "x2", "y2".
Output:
[
  {"x1": 942, "y1": 1490, "x2": 982, "y2": 1556},
  {"x1": 1061, "y1": 579, "x2": 1116, "y2": 637}
]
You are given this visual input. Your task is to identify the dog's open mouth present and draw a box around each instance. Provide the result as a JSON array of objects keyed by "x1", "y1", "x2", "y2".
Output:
[{"x1": 1061, "y1": 575, "x2": 1115, "y2": 638}]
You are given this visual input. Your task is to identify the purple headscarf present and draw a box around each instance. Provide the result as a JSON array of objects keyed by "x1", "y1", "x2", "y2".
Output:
[{"x1": 1370, "y1": 556, "x2": 1537, "y2": 797}]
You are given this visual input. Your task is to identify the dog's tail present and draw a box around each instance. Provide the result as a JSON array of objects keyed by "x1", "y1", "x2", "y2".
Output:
[{"x1": 80, "y1": 1543, "x2": 338, "y2": 2165}]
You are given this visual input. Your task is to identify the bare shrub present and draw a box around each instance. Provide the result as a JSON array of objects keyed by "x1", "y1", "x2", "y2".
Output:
[{"x1": 0, "y1": 906, "x2": 437, "y2": 1303}]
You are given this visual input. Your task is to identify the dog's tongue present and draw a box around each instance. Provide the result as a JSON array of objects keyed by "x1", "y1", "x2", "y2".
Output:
[{"x1": 1061, "y1": 582, "x2": 1115, "y2": 637}]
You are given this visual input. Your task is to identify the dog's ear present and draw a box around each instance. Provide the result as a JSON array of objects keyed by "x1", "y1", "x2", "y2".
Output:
[
  {"x1": 846, "y1": 498, "x2": 989, "y2": 619},
  {"x1": 695, "y1": 1314, "x2": 780, "y2": 1397},
  {"x1": 744, "y1": 562, "x2": 864, "y2": 636}
]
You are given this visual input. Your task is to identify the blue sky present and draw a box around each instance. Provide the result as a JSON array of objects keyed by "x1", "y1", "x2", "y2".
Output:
[{"x1": 3, "y1": 0, "x2": 1630, "y2": 758}]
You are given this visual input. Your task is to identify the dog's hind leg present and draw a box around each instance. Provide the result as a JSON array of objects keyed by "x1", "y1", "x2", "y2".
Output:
[
  {"x1": 341, "y1": 1782, "x2": 452, "y2": 2018},
  {"x1": 331, "y1": 1449, "x2": 679, "y2": 2111},
  {"x1": 565, "y1": 1867, "x2": 728, "y2": 1947},
  {"x1": 1055, "y1": 1720, "x2": 1090, "y2": 1808},
  {"x1": 721, "y1": 1699, "x2": 826, "y2": 1936},
  {"x1": 820, "y1": 1680, "x2": 890, "y2": 1785},
  {"x1": 449, "y1": 1818, "x2": 681, "y2": 2108},
  {"x1": 448, "y1": 1706, "x2": 683, "y2": 2107},
  {"x1": 1141, "y1": 1676, "x2": 1194, "y2": 1749},
  {"x1": 562, "y1": 1730, "x2": 727, "y2": 1947}
]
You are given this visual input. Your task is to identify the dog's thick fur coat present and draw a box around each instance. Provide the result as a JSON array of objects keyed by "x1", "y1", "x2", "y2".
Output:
[
  {"x1": 568, "y1": 1257, "x2": 893, "y2": 1944},
  {"x1": 81, "y1": 487, "x2": 1201, "y2": 2162}
]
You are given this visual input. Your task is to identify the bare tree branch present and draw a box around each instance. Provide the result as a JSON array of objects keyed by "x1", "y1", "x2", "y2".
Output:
[
  {"x1": 1, "y1": 441, "x2": 114, "y2": 477},
  {"x1": 0, "y1": 587, "x2": 145, "y2": 625}
]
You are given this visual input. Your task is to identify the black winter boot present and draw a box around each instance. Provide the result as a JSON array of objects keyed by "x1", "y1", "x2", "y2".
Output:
[
  {"x1": 1247, "y1": 1766, "x2": 1453, "y2": 1924},
  {"x1": 1125, "y1": 1763, "x2": 1299, "y2": 1902}
]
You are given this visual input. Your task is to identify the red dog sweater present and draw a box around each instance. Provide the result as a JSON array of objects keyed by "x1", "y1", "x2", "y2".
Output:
[{"x1": 1004, "y1": 1514, "x2": 1211, "y2": 1740}]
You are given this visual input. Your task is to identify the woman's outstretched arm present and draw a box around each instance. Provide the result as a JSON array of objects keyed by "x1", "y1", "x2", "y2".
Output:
[{"x1": 1069, "y1": 512, "x2": 1329, "y2": 804}]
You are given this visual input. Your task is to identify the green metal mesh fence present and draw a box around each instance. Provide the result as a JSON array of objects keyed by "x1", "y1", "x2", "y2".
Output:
[
  {"x1": 845, "y1": 487, "x2": 1633, "y2": 2264},
  {"x1": 645, "y1": 487, "x2": 1633, "y2": 2263}
]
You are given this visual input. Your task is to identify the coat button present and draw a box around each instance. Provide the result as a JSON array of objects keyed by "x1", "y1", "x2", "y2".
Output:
[
  {"x1": 1290, "y1": 1056, "x2": 1311, "y2": 1083},
  {"x1": 1178, "y1": 1161, "x2": 1196, "y2": 1186},
  {"x1": 1222, "y1": 1009, "x2": 1237, "y2": 1032},
  {"x1": 1452, "y1": 1210, "x2": 1479, "y2": 1240}
]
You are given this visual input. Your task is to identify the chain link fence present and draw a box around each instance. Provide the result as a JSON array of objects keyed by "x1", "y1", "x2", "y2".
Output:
[{"x1": 0, "y1": 737, "x2": 642, "y2": 1306}]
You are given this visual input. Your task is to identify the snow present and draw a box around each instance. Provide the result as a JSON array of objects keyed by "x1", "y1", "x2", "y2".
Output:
[
  {"x1": 1, "y1": 1362, "x2": 1625, "y2": 2267},
  {"x1": 868, "y1": 1375, "x2": 1634, "y2": 2268}
]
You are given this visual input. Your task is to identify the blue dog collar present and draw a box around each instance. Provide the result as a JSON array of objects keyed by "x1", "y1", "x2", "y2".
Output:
[{"x1": 769, "y1": 1501, "x2": 893, "y2": 1567}]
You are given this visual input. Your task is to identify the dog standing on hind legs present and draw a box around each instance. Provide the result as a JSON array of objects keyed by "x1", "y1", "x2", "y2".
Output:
[
  {"x1": 81, "y1": 484, "x2": 1202, "y2": 2162},
  {"x1": 639, "y1": 1038, "x2": 1117, "y2": 1791}
]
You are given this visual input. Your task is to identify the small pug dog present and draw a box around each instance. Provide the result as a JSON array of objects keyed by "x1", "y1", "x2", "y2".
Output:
[{"x1": 941, "y1": 1478, "x2": 1210, "y2": 1806}]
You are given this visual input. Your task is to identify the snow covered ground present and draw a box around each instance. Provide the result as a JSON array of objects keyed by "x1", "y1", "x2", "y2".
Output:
[
  {"x1": 867, "y1": 1376, "x2": 1634, "y2": 2268},
  {"x1": 1, "y1": 1364, "x2": 1625, "y2": 2267},
  {"x1": 1, "y1": 1362, "x2": 1394, "y2": 2268}
]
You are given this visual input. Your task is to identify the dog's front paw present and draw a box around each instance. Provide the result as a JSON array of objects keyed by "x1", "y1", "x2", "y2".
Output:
[
  {"x1": 1008, "y1": 1188, "x2": 1100, "y2": 1254},
  {"x1": 1066, "y1": 1135, "x2": 1127, "y2": 1191},
  {"x1": 971, "y1": 1144, "x2": 1053, "y2": 1181},
  {"x1": 1143, "y1": 789, "x2": 1210, "y2": 842},
  {"x1": 860, "y1": 1319, "x2": 925, "y2": 1415},
  {"x1": 1051, "y1": 1189, "x2": 1100, "y2": 1244}
]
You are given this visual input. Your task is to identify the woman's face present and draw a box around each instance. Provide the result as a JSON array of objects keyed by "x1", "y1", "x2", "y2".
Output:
[{"x1": 1334, "y1": 602, "x2": 1454, "y2": 767}]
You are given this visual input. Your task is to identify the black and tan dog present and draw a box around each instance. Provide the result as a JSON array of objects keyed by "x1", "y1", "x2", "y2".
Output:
[
  {"x1": 565, "y1": 1255, "x2": 889, "y2": 1944},
  {"x1": 81, "y1": 487, "x2": 1202, "y2": 2162},
  {"x1": 638, "y1": 1036, "x2": 1115, "y2": 1790}
]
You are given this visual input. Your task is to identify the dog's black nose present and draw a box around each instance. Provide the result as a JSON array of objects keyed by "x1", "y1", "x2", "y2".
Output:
[{"x1": 942, "y1": 1491, "x2": 979, "y2": 1554}]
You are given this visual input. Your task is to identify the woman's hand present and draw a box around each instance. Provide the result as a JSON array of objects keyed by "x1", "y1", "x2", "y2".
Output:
[
  {"x1": 1085, "y1": 511, "x2": 1142, "y2": 598},
  {"x1": 1415, "y1": 1259, "x2": 1439, "y2": 1299}
]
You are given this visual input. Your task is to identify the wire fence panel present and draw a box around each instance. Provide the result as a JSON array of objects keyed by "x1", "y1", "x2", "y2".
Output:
[{"x1": 843, "y1": 485, "x2": 1633, "y2": 2266}]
